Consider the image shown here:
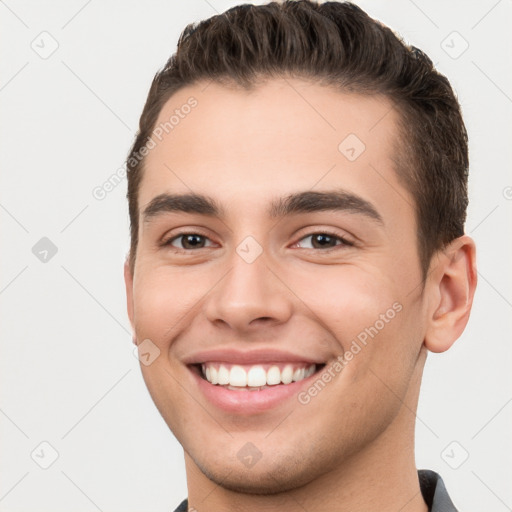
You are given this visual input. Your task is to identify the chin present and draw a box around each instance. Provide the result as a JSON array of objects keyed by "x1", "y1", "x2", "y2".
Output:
[
  {"x1": 202, "y1": 464, "x2": 310, "y2": 495},
  {"x1": 190, "y1": 444, "x2": 333, "y2": 496}
]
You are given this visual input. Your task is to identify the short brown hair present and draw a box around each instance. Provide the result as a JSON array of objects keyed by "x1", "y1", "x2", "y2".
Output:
[{"x1": 125, "y1": 0, "x2": 469, "y2": 279}]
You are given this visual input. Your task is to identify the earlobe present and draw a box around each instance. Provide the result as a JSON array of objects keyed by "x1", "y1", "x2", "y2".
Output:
[
  {"x1": 424, "y1": 235, "x2": 477, "y2": 353},
  {"x1": 123, "y1": 256, "x2": 136, "y2": 339}
]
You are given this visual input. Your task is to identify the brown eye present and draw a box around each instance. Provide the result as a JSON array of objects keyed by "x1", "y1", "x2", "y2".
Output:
[
  {"x1": 295, "y1": 232, "x2": 353, "y2": 250},
  {"x1": 164, "y1": 234, "x2": 213, "y2": 250}
]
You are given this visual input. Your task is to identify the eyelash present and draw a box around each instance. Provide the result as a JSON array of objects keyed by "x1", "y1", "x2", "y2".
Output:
[{"x1": 161, "y1": 230, "x2": 354, "y2": 252}]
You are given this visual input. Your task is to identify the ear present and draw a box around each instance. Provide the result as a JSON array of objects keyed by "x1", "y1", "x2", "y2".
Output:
[
  {"x1": 424, "y1": 235, "x2": 477, "y2": 353},
  {"x1": 123, "y1": 255, "x2": 136, "y2": 344}
]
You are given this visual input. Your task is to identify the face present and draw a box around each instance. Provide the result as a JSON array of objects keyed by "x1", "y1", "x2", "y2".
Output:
[{"x1": 125, "y1": 78, "x2": 431, "y2": 493}]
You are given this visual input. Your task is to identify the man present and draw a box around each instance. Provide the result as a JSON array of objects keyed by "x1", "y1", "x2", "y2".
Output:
[{"x1": 123, "y1": 1, "x2": 477, "y2": 510}]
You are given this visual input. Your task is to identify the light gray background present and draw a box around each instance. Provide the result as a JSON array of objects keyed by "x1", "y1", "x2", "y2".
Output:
[{"x1": 1, "y1": 1, "x2": 511, "y2": 511}]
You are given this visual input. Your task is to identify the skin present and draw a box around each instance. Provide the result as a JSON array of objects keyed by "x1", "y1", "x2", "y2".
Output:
[{"x1": 124, "y1": 77, "x2": 477, "y2": 512}]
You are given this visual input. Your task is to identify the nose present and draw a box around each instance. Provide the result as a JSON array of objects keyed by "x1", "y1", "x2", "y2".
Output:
[{"x1": 204, "y1": 246, "x2": 293, "y2": 334}]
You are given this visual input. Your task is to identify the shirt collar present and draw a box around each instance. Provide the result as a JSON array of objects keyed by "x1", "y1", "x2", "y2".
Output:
[{"x1": 418, "y1": 469, "x2": 459, "y2": 511}]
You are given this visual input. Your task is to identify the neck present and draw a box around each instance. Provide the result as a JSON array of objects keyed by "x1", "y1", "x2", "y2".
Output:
[{"x1": 184, "y1": 352, "x2": 429, "y2": 512}]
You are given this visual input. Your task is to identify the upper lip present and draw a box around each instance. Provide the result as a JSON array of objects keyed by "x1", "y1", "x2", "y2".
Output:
[{"x1": 182, "y1": 348, "x2": 326, "y2": 366}]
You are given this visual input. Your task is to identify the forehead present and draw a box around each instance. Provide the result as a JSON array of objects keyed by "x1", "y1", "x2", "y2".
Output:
[{"x1": 139, "y1": 77, "x2": 412, "y2": 222}]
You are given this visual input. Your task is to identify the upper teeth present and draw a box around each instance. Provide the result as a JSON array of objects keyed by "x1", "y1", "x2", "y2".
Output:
[{"x1": 201, "y1": 363, "x2": 316, "y2": 387}]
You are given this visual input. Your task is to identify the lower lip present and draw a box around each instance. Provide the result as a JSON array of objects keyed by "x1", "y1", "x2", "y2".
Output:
[{"x1": 190, "y1": 366, "x2": 319, "y2": 414}]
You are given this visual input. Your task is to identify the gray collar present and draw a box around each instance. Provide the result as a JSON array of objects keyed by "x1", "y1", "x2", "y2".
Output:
[{"x1": 419, "y1": 469, "x2": 458, "y2": 511}]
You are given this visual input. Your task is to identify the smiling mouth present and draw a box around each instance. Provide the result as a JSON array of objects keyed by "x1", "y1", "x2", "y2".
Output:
[{"x1": 190, "y1": 362, "x2": 327, "y2": 391}]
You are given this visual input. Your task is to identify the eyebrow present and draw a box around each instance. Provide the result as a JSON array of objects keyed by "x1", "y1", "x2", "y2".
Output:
[{"x1": 141, "y1": 189, "x2": 383, "y2": 225}]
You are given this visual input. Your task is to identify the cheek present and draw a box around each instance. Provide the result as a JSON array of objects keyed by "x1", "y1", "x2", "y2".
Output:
[
  {"x1": 132, "y1": 268, "x2": 200, "y2": 348},
  {"x1": 292, "y1": 266, "x2": 420, "y2": 391},
  {"x1": 289, "y1": 265, "x2": 401, "y2": 348},
  {"x1": 337, "y1": 295, "x2": 423, "y2": 406}
]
